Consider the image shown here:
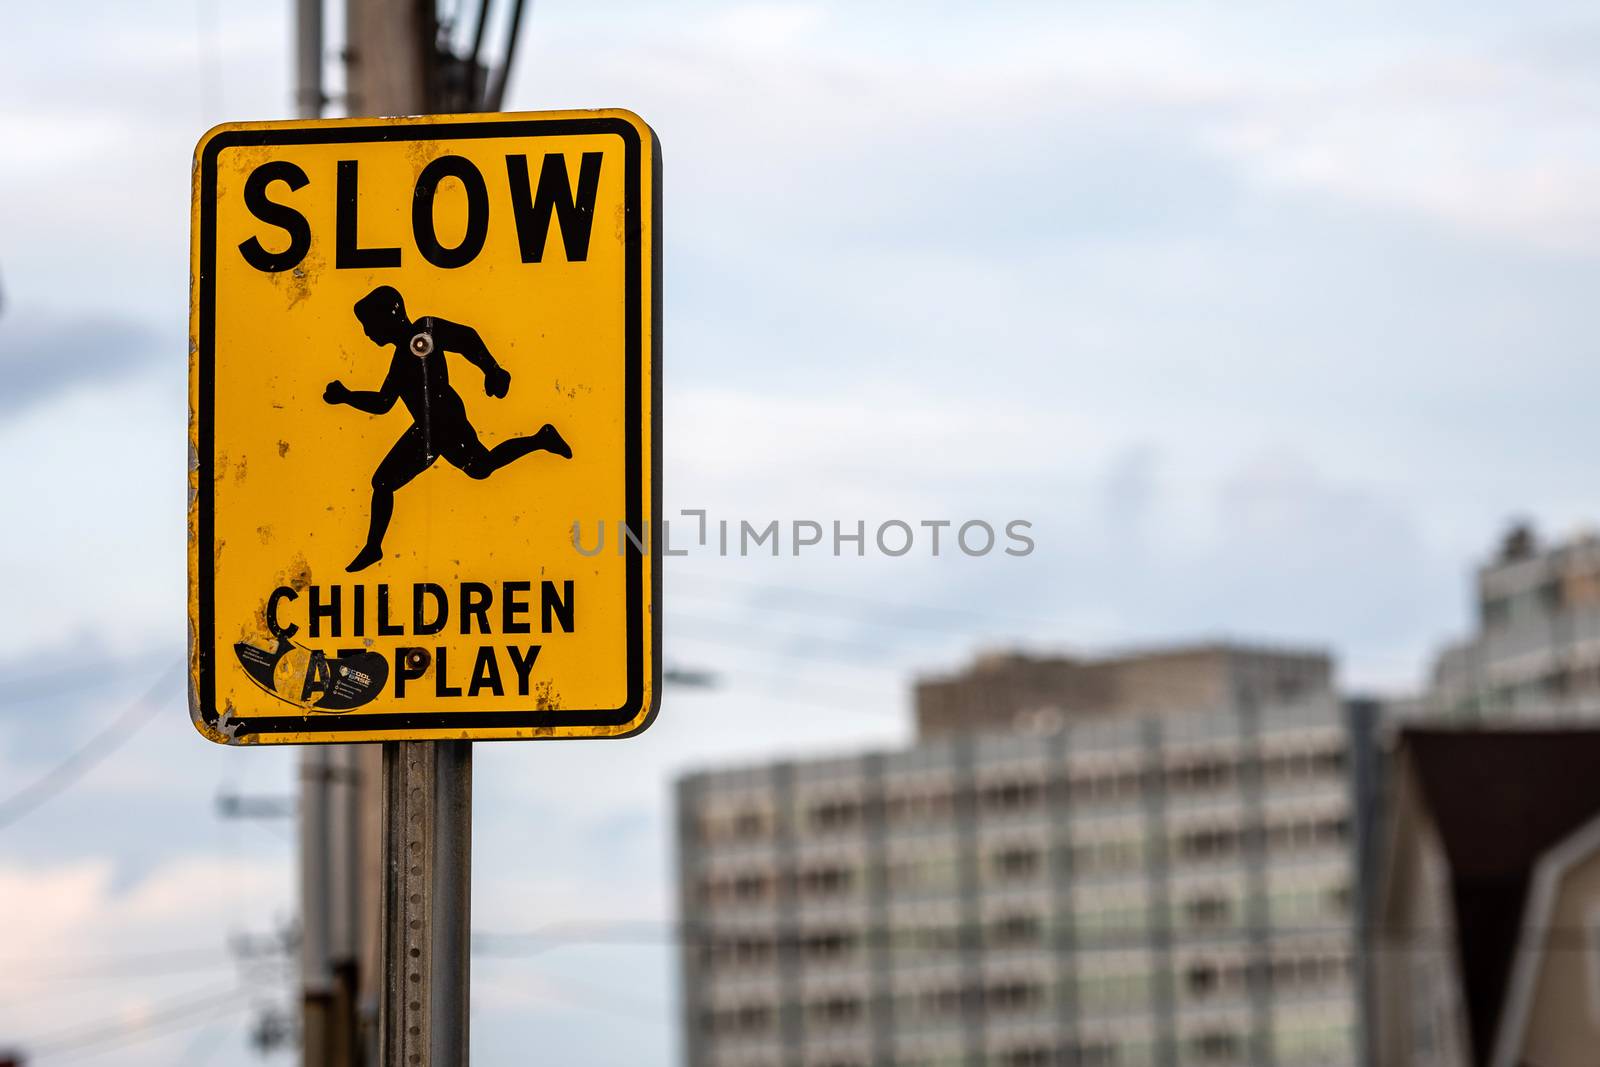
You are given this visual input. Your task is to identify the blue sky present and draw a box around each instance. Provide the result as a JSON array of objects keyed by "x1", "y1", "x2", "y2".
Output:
[{"x1": 5, "y1": 0, "x2": 1600, "y2": 1063}]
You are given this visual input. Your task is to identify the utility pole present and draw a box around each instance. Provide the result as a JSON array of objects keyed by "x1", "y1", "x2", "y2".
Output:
[
  {"x1": 293, "y1": 6, "x2": 349, "y2": 1067},
  {"x1": 337, "y1": 9, "x2": 432, "y2": 1064},
  {"x1": 302, "y1": 3, "x2": 522, "y2": 1061},
  {"x1": 344, "y1": 0, "x2": 432, "y2": 118},
  {"x1": 343, "y1": 4, "x2": 476, "y2": 1064},
  {"x1": 326, "y1": 745, "x2": 362, "y2": 1067},
  {"x1": 299, "y1": 746, "x2": 333, "y2": 1066}
]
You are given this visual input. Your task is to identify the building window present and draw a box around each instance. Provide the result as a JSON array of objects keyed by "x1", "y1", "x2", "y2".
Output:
[
  {"x1": 1270, "y1": 951, "x2": 1348, "y2": 990},
  {"x1": 1178, "y1": 825, "x2": 1240, "y2": 861},
  {"x1": 1261, "y1": 744, "x2": 1345, "y2": 785},
  {"x1": 700, "y1": 870, "x2": 776, "y2": 905},
  {"x1": 892, "y1": 922, "x2": 962, "y2": 956},
  {"x1": 706, "y1": 933, "x2": 776, "y2": 970},
  {"x1": 981, "y1": 778, "x2": 1043, "y2": 813},
  {"x1": 702, "y1": 1002, "x2": 774, "y2": 1036},
  {"x1": 806, "y1": 995, "x2": 863, "y2": 1029},
  {"x1": 1076, "y1": 835, "x2": 1143, "y2": 873},
  {"x1": 1061, "y1": 1040, "x2": 1117, "y2": 1066},
  {"x1": 1184, "y1": 961, "x2": 1220, "y2": 998},
  {"x1": 1167, "y1": 757, "x2": 1234, "y2": 794},
  {"x1": 801, "y1": 929, "x2": 858, "y2": 962},
  {"x1": 1077, "y1": 968, "x2": 1152, "y2": 1008},
  {"x1": 808, "y1": 798, "x2": 862, "y2": 833},
  {"x1": 886, "y1": 787, "x2": 954, "y2": 825},
  {"x1": 992, "y1": 846, "x2": 1042, "y2": 881},
  {"x1": 797, "y1": 865, "x2": 856, "y2": 897},
  {"x1": 917, "y1": 986, "x2": 965, "y2": 1019},
  {"x1": 1313, "y1": 748, "x2": 1346, "y2": 776},
  {"x1": 985, "y1": 980, "x2": 1043, "y2": 1013},
  {"x1": 1071, "y1": 768, "x2": 1143, "y2": 804},
  {"x1": 732, "y1": 809, "x2": 768, "y2": 839},
  {"x1": 888, "y1": 853, "x2": 959, "y2": 892},
  {"x1": 732, "y1": 872, "x2": 769, "y2": 901},
  {"x1": 989, "y1": 913, "x2": 1043, "y2": 948},
  {"x1": 1265, "y1": 814, "x2": 1348, "y2": 852},
  {"x1": 1000, "y1": 1046, "x2": 1053, "y2": 1067},
  {"x1": 1189, "y1": 1030, "x2": 1242, "y2": 1063},
  {"x1": 1184, "y1": 894, "x2": 1232, "y2": 929}
]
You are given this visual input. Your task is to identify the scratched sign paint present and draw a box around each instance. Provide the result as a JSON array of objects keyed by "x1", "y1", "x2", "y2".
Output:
[{"x1": 188, "y1": 111, "x2": 661, "y2": 744}]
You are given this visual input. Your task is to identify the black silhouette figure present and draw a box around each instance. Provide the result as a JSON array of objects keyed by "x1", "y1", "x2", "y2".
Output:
[{"x1": 325, "y1": 286, "x2": 571, "y2": 573}]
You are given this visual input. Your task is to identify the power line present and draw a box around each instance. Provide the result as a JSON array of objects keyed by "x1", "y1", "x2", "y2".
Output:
[
  {"x1": 671, "y1": 568, "x2": 1070, "y2": 634},
  {"x1": 0, "y1": 657, "x2": 151, "y2": 709},
  {"x1": 24, "y1": 984, "x2": 254, "y2": 1062},
  {"x1": 671, "y1": 574, "x2": 1044, "y2": 639},
  {"x1": 0, "y1": 661, "x2": 182, "y2": 831},
  {"x1": 0, "y1": 943, "x2": 289, "y2": 1014},
  {"x1": 667, "y1": 608, "x2": 918, "y2": 666},
  {"x1": 472, "y1": 975, "x2": 670, "y2": 1026},
  {"x1": 16, "y1": 948, "x2": 233, "y2": 982},
  {"x1": 466, "y1": 0, "x2": 492, "y2": 71},
  {"x1": 688, "y1": 660, "x2": 901, "y2": 708},
  {"x1": 176, "y1": 1015, "x2": 239, "y2": 1067},
  {"x1": 483, "y1": 0, "x2": 528, "y2": 110}
]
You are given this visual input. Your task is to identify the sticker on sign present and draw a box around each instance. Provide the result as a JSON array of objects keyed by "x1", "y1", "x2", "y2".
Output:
[{"x1": 187, "y1": 110, "x2": 661, "y2": 744}]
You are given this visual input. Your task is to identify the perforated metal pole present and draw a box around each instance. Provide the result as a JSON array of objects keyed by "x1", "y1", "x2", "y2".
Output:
[{"x1": 381, "y1": 740, "x2": 471, "y2": 1066}]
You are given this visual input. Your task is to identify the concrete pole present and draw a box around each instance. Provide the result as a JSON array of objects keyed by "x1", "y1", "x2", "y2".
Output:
[
  {"x1": 294, "y1": 0, "x2": 324, "y2": 119},
  {"x1": 344, "y1": 0, "x2": 435, "y2": 117}
]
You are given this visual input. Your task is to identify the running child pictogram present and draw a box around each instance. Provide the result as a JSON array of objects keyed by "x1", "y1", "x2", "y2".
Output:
[{"x1": 324, "y1": 285, "x2": 573, "y2": 572}]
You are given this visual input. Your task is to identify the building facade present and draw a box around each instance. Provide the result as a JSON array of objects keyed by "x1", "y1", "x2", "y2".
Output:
[
  {"x1": 915, "y1": 646, "x2": 1332, "y2": 740},
  {"x1": 1428, "y1": 525, "x2": 1600, "y2": 718},
  {"x1": 677, "y1": 697, "x2": 1371, "y2": 1067}
]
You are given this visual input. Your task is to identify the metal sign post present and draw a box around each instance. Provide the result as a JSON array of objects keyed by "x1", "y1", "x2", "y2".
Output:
[{"x1": 382, "y1": 740, "x2": 471, "y2": 1064}]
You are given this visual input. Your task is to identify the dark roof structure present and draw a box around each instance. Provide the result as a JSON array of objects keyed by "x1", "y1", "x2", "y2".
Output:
[{"x1": 1398, "y1": 728, "x2": 1600, "y2": 1064}]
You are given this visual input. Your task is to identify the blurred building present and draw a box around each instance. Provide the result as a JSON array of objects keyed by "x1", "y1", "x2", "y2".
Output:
[
  {"x1": 1374, "y1": 728, "x2": 1600, "y2": 1067},
  {"x1": 915, "y1": 645, "x2": 1332, "y2": 739},
  {"x1": 1428, "y1": 524, "x2": 1600, "y2": 719},
  {"x1": 677, "y1": 684, "x2": 1377, "y2": 1067}
]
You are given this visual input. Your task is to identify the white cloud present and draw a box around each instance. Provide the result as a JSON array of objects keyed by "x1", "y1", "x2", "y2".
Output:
[
  {"x1": 0, "y1": 854, "x2": 288, "y2": 1061},
  {"x1": 1208, "y1": 50, "x2": 1600, "y2": 253}
]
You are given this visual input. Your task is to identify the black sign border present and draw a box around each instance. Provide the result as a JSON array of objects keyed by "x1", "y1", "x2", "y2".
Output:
[{"x1": 194, "y1": 115, "x2": 660, "y2": 742}]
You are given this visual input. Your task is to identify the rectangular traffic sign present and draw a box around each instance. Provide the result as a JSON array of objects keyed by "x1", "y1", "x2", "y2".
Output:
[{"x1": 188, "y1": 110, "x2": 660, "y2": 744}]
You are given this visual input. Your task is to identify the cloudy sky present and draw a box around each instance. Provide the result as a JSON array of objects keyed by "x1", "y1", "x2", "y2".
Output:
[{"x1": 5, "y1": 0, "x2": 1600, "y2": 1063}]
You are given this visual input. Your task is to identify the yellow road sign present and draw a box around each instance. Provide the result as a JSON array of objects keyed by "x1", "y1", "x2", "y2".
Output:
[{"x1": 188, "y1": 110, "x2": 660, "y2": 744}]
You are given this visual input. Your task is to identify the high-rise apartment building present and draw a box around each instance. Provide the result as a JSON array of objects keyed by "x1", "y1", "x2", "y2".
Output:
[
  {"x1": 915, "y1": 646, "x2": 1333, "y2": 740},
  {"x1": 1429, "y1": 524, "x2": 1600, "y2": 718},
  {"x1": 676, "y1": 693, "x2": 1374, "y2": 1067}
]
